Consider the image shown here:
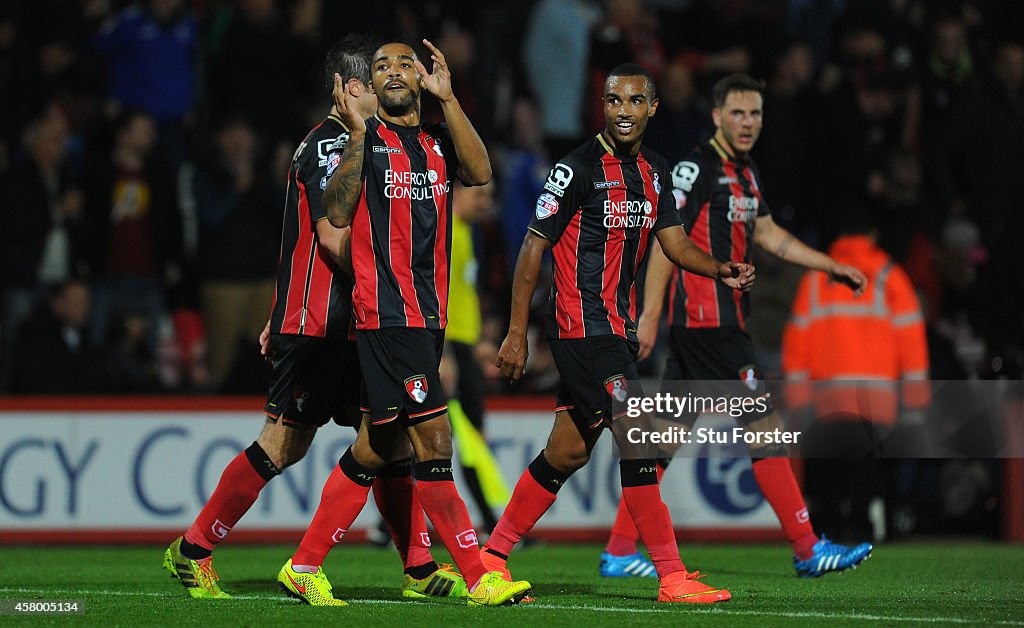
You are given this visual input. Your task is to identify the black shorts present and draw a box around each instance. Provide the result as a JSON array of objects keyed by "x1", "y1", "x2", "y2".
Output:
[
  {"x1": 550, "y1": 335, "x2": 644, "y2": 430},
  {"x1": 356, "y1": 328, "x2": 448, "y2": 426},
  {"x1": 264, "y1": 334, "x2": 362, "y2": 428},
  {"x1": 662, "y1": 326, "x2": 773, "y2": 425}
]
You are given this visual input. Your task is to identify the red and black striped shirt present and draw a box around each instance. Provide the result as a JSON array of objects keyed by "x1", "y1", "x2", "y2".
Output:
[
  {"x1": 351, "y1": 116, "x2": 459, "y2": 330},
  {"x1": 269, "y1": 115, "x2": 353, "y2": 338},
  {"x1": 666, "y1": 138, "x2": 770, "y2": 329},
  {"x1": 528, "y1": 134, "x2": 681, "y2": 342}
]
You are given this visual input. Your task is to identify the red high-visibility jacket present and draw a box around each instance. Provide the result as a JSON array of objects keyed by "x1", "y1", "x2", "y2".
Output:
[{"x1": 782, "y1": 236, "x2": 929, "y2": 425}]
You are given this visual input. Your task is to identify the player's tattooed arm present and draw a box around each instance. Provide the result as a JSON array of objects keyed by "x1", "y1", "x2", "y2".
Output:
[
  {"x1": 323, "y1": 133, "x2": 364, "y2": 228},
  {"x1": 324, "y1": 72, "x2": 366, "y2": 228},
  {"x1": 754, "y1": 214, "x2": 866, "y2": 295},
  {"x1": 775, "y1": 233, "x2": 795, "y2": 259}
]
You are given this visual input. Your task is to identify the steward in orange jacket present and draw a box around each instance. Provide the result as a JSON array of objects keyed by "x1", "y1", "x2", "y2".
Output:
[{"x1": 782, "y1": 234, "x2": 929, "y2": 425}]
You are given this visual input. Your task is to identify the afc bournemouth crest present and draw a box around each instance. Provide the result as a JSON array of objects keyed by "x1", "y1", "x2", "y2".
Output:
[
  {"x1": 405, "y1": 375, "x2": 429, "y2": 403},
  {"x1": 739, "y1": 365, "x2": 759, "y2": 391},
  {"x1": 604, "y1": 375, "x2": 628, "y2": 402}
]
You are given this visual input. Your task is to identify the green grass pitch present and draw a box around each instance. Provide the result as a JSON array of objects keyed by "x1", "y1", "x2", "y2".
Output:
[{"x1": 2, "y1": 542, "x2": 1022, "y2": 626}]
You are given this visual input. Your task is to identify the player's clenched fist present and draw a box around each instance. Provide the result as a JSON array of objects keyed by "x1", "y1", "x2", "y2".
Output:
[{"x1": 718, "y1": 261, "x2": 755, "y2": 292}]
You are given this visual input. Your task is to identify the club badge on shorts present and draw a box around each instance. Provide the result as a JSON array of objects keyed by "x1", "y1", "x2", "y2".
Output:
[
  {"x1": 405, "y1": 375, "x2": 429, "y2": 403},
  {"x1": 604, "y1": 375, "x2": 628, "y2": 402},
  {"x1": 738, "y1": 365, "x2": 760, "y2": 391}
]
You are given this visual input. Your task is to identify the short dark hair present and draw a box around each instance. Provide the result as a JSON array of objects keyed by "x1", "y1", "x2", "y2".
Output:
[
  {"x1": 712, "y1": 73, "x2": 765, "y2": 108},
  {"x1": 607, "y1": 63, "x2": 657, "y2": 100},
  {"x1": 324, "y1": 33, "x2": 380, "y2": 93}
]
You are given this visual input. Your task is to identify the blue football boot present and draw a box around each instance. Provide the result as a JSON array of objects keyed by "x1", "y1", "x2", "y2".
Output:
[
  {"x1": 794, "y1": 536, "x2": 873, "y2": 577},
  {"x1": 599, "y1": 551, "x2": 658, "y2": 578}
]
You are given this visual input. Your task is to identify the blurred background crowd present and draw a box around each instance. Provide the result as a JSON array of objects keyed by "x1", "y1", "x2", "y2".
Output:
[
  {"x1": 0, "y1": 0, "x2": 1021, "y2": 543},
  {"x1": 0, "y1": 0, "x2": 1021, "y2": 396}
]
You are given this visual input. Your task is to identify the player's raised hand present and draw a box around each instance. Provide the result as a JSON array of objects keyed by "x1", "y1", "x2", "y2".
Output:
[
  {"x1": 636, "y1": 313, "x2": 658, "y2": 361},
  {"x1": 332, "y1": 72, "x2": 366, "y2": 135},
  {"x1": 414, "y1": 38, "x2": 454, "y2": 103},
  {"x1": 718, "y1": 261, "x2": 755, "y2": 292},
  {"x1": 496, "y1": 333, "x2": 529, "y2": 383},
  {"x1": 829, "y1": 262, "x2": 868, "y2": 297}
]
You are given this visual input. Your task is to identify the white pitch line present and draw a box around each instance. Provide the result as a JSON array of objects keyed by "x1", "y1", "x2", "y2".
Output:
[{"x1": 0, "y1": 588, "x2": 1020, "y2": 625}]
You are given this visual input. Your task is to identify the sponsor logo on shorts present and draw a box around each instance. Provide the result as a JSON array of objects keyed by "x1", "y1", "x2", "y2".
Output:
[
  {"x1": 405, "y1": 375, "x2": 429, "y2": 403},
  {"x1": 604, "y1": 375, "x2": 628, "y2": 402}
]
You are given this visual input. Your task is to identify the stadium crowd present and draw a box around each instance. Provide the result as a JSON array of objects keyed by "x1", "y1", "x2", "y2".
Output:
[
  {"x1": 2, "y1": 0, "x2": 1021, "y2": 396},
  {"x1": 0, "y1": 0, "x2": 1018, "y2": 546}
]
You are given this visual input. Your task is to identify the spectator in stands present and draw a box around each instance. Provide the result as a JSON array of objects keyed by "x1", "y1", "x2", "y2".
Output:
[
  {"x1": 0, "y1": 110, "x2": 84, "y2": 391},
  {"x1": 11, "y1": 279, "x2": 104, "y2": 393},
  {"x1": 965, "y1": 41, "x2": 1024, "y2": 249},
  {"x1": 586, "y1": 0, "x2": 665, "y2": 132},
  {"x1": 82, "y1": 109, "x2": 183, "y2": 359},
  {"x1": 93, "y1": 0, "x2": 198, "y2": 163},
  {"x1": 193, "y1": 114, "x2": 280, "y2": 392},
  {"x1": 522, "y1": 0, "x2": 602, "y2": 158},
  {"x1": 643, "y1": 60, "x2": 713, "y2": 166},
  {"x1": 207, "y1": 0, "x2": 294, "y2": 145}
]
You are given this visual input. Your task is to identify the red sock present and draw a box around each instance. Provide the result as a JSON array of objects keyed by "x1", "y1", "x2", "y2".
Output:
[
  {"x1": 752, "y1": 457, "x2": 818, "y2": 560},
  {"x1": 373, "y1": 468, "x2": 434, "y2": 569},
  {"x1": 415, "y1": 460, "x2": 486, "y2": 588},
  {"x1": 292, "y1": 451, "x2": 375, "y2": 567},
  {"x1": 605, "y1": 463, "x2": 665, "y2": 556},
  {"x1": 184, "y1": 446, "x2": 273, "y2": 550},
  {"x1": 619, "y1": 460, "x2": 684, "y2": 577},
  {"x1": 487, "y1": 452, "x2": 567, "y2": 556}
]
